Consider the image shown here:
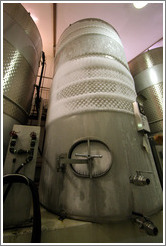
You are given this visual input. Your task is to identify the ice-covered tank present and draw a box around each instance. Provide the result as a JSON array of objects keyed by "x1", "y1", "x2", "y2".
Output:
[
  {"x1": 39, "y1": 19, "x2": 162, "y2": 222},
  {"x1": 129, "y1": 47, "x2": 163, "y2": 134},
  {"x1": 3, "y1": 3, "x2": 42, "y2": 161}
]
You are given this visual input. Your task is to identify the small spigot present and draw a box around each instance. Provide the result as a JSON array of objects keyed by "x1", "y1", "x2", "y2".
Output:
[
  {"x1": 129, "y1": 171, "x2": 152, "y2": 186},
  {"x1": 132, "y1": 211, "x2": 158, "y2": 236}
]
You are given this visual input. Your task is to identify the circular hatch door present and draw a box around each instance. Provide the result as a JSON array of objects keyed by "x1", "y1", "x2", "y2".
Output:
[{"x1": 69, "y1": 139, "x2": 112, "y2": 178}]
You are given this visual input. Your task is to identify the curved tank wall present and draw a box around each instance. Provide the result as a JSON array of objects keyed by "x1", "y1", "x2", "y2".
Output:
[
  {"x1": 39, "y1": 18, "x2": 162, "y2": 222},
  {"x1": 3, "y1": 3, "x2": 42, "y2": 161},
  {"x1": 129, "y1": 48, "x2": 163, "y2": 134}
]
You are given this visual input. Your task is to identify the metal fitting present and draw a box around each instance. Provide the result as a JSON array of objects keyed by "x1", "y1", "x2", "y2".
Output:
[
  {"x1": 9, "y1": 131, "x2": 18, "y2": 139},
  {"x1": 133, "y1": 215, "x2": 158, "y2": 236},
  {"x1": 129, "y1": 171, "x2": 151, "y2": 186},
  {"x1": 30, "y1": 132, "x2": 37, "y2": 140}
]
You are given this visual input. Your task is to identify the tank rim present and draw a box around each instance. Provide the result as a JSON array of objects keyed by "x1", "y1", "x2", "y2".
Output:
[
  {"x1": 129, "y1": 47, "x2": 163, "y2": 76},
  {"x1": 65, "y1": 17, "x2": 120, "y2": 37}
]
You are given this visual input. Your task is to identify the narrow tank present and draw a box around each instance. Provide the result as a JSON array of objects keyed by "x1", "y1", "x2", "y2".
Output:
[
  {"x1": 3, "y1": 3, "x2": 42, "y2": 161},
  {"x1": 129, "y1": 47, "x2": 163, "y2": 134},
  {"x1": 39, "y1": 19, "x2": 162, "y2": 222}
]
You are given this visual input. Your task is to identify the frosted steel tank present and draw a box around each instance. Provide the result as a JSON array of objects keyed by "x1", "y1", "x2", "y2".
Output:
[
  {"x1": 39, "y1": 19, "x2": 162, "y2": 222},
  {"x1": 129, "y1": 48, "x2": 163, "y2": 134},
  {"x1": 3, "y1": 3, "x2": 42, "y2": 161}
]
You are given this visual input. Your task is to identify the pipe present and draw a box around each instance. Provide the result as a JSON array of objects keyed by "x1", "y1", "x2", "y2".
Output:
[
  {"x1": 35, "y1": 51, "x2": 45, "y2": 116},
  {"x1": 37, "y1": 98, "x2": 43, "y2": 126},
  {"x1": 3, "y1": 174, "x2": 41, "y2": 243},
  {"x1": 38, "y1": 51, "x2": 45, "y2": 90},
  {"x1": 53, "y1": 3, "x2": 57, "y2": 56},
  {"x1": 3, "y1": 158, "x2": 32, "y2": 202}
]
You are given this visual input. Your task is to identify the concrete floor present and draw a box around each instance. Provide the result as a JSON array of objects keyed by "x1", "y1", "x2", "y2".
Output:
[{"x1": 3, "y1": 207, "x2": 163, "y2": 243}]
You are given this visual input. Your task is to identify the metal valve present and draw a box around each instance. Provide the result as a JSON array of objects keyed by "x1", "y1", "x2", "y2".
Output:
[
  {"x1": 129, "y1": 170, "x2": 152, "y2": 186},
  {"x1": 9, "y1": 131, "x2": 18, "y2": 149},
  {"x1": 132, "y1": 211, "x2": 158, "y2": 236}
]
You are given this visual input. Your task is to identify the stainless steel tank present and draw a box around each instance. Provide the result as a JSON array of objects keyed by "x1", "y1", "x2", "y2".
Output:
[
  {"x1": 3, "y1": 3, "x2": 42, "y2": 161},
  {"x1": 39, "y1": 18, "x2": 162, "y2": 222},
  {"x1": 129, "y1": 48, "x2": 163, "y2": 134}
]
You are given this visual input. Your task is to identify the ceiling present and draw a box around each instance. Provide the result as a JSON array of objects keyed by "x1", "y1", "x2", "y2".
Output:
[
  {"x1": 21, "y1": 2, "x2": 163, "y2": 62},
  {"x1": 22, "y1": 3, "x2": 54, "y2": 57}
]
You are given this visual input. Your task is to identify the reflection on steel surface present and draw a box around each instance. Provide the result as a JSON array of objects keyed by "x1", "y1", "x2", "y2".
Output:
[
  {"x1": 129, "y1": 48, "x2": 163, "y2": 133},
  {"x1": 3, "y1": 3, "x2": 42, "y2": 162}
]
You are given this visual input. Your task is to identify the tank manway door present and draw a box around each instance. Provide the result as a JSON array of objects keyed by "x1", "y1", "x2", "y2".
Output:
[{"x1": 57, "y1": 139, "x2": 112, "y2": 178}]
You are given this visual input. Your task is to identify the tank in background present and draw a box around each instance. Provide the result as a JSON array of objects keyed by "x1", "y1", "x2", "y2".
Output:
[
  {"x1": 129, "y1": 47, "x2": 163, "y2": 134},
  {"x1": 129, "y1": 47, "x2": 163, "y2": 188},
  {"x1": 3, "y1": 3, "x2": 42, "y2": 162},
  {"x1": 39, "y1": 18, "x2": 162, "y2": 222}
]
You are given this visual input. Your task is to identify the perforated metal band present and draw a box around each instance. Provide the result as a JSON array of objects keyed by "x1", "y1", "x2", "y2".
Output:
[{"x1": 47, "y1": 57, "x2": 136, "y2": 124}]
